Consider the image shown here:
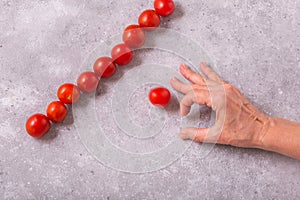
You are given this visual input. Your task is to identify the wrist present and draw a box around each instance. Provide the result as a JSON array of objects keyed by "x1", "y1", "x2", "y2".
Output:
[
  {"x1": 258, "y1": 117, "x2": 300, "y2": 159},
  {"x1": 249, "y1": 114, "x2": 272, "y2": 149},
  {"x1": 258, "y1": 117, "x2": 276, "y2": 150},
  {"x1": 259, "y1": 117, "x2": 298, "y2": 151}
]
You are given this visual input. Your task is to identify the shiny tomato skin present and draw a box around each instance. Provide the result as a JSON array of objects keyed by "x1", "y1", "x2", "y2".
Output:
[
  {"x1": 111, "y1": 43, "x2": 133, "y2": 65},
  {"x1": 77, "y1": 71, "x2": 99, "y2": 93},
  {"x1": 57, "y1": 83, "x2": 81, "y2": 104},
  {"x1": 26, "y1": 113, "x2": 51, "y2": 138},
  {"x1": 154, "y1": 0, "x2": 175, "y2": 17},
  {"x1": 149, "y1": 87, "x2": 171, "y2": 107},
  {"x1": 122, "y1": 24, "x2": 146, "y2": 48},
  {"x1": 138, "y1": 10, "x2": 161, "y2": 31},
  {"x1": 93, "y1": 57, "x2": 116, "y2": 78},
  {"x1": 46, "y1": 101, "x2": 67, "y2": 123}
]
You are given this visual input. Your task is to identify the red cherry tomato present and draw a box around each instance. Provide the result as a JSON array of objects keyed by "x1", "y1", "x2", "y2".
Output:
[
  {"x1": 111, "y1": 43, "x2": 133, "y2": 65},
  {"x1": 26, "y1": 113, "x2": 51, "y2": 138},
  {"x1": 149, "y1": 87, "x2": 171, "y2": 107},
  {"x1": 93, "y1": 56, "x2": 116, "y2": 78},
  {"x1": 46, "y1": 101, "x2": 67, "y2": 123},
  {"x1": 77, "y1": 71, "x2": 99, "y2": 93},
  {"x1": 57, "y1": 83, "x2": 80, "y2": 104},
  {"x1": 154, "y1": 0, "x2": 175, "y2": 17},
  {"x1": 138, "y1": 10, "x2": 161, "y2": 31},
  {"x1": 122, "y1": 24, "x2": 146, "y2": 48}
]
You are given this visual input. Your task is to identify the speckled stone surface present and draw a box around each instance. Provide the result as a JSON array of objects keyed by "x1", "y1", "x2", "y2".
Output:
[{"x1": 1, "y1": 0, "x2": 300, "y2": 199}]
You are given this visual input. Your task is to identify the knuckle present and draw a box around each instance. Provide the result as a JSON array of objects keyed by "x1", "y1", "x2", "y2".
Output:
[
  {"x1": 191, "y1": 85, "x2": 206, "y2": 92},
  {"x1": 191, "y1": 84, "x2": 199, "y2": 91},
  {"x1": 178, "y1": 84, "x2": 184, "y2": 91},
  {"x1": 194, "y1": 134, "x2": 202, "y2": 142},
  {"x1": 194, "y1": 91, "x2": 202, "y2": 102}
]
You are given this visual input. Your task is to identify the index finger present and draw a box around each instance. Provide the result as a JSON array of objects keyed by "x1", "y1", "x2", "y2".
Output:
[{"x1": 180, "y1": 89, "x2": 211, "y2": 116}]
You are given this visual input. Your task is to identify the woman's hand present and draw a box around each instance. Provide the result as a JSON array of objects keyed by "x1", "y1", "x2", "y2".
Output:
[{"x1": 170, "y1": 62, "x2": 271, "y2": 148}]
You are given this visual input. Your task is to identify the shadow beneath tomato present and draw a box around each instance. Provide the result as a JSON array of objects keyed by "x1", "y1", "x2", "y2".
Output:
[
  {"x1": 164, "y1": 94, "x2": 180, "y2": 113},
  {"x1": 36, "y1": 3, "x2": 185, "y2": 142},
  {"x1": 95, "y1": 50, "x2": 144, "y2": 96},
  {"x1": 40, "y1": 129, "x2": 58, "y2": 140},
  {"x1": 40, "y1": 106, "x2": 74, "y2": 141},
  {"x1": 159, "y1": 2, "x2": 185, "y2": 29},
  {"x1": 95, "y1": 81, "x2": 108, "y2": 96}
]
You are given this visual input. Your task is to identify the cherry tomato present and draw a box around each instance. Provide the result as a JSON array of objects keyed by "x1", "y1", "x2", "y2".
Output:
[
  {"x1": 46, "y1": 101, "x2": 67, "y2": 123},
  {"x1": 57, "y1": 83, "x2": 80, "y2": 104},
  {"x1": 154, "y1": 0, "x2": 175, "y2": 17},
  {"x1": 138, "y1": 10, "x2": 160, "y2": 31},
  {"x1": 26, "y1": 113, "x2": 51, "y2": 138},
  {"x1": 93, "y1": 56, "x2": 116, "y2": 78},
  {"x1": 149, "y1": 87, "x2": 171, "y2": 107},
  {"x1": 77, "y1": 71, "x2": 99, "y2": 93},
  {"x1": 122, "y1": 24, "x2": 146, "y2": 48},
  {"x1": 111, "y1": 43, "x2": 133, "y2": 65}
]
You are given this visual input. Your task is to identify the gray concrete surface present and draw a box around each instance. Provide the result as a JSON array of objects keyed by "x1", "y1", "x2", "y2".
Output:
[{"x1": 1, "y1": 0, "x2": 300, "y2": 199}]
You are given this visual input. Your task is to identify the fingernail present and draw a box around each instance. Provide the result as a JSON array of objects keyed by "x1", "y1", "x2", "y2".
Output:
[
  {"x1": 179, "y1": 132, "x2": 188, "y2": 140},
  {"x1": 179, "y1": 132, "x2": 185, "y2": 139},
  {"x1": 171, "y1": 77, "x2": 177, "y2": 81},
  {"x1": 180, "y1": 64, "x2": 188, "y2": 70}
]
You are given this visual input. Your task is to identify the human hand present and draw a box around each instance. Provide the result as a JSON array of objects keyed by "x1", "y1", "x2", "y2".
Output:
[{"x1": 170, "y1": 62, "x2": 271, "y2": 148}]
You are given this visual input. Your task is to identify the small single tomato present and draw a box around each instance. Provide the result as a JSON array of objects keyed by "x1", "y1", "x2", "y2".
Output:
[
  {"x1": 77, "y1": 71, "x2": 99, "y2": 93},
  {"x1": 111, "y1": 43, "x2": 133, "y2": 65},
  {"x1": 93, "y1": 56, "x2": 116, "y2": 78},
  {"x1": 26, "y1": 113, "x2": 51, "y2": 138},
  {"x1": 154, "y1": 0, "x2": 175, "y2": 17},
  {"x1": 46, "y1": 101, "x2": 67, "y2": 123},
  {"x1": 138, "y1": 10, "x2": 161, "y2": 31},
  {"x1": 122, "y1": 24, "x2": 146, "y2": 48},
  {"x1": 57, "y1": 83, "x2": 81, "y2": 104},
  {"x1": 149, "y1": 87, "x2": 171, "y2": 107}
]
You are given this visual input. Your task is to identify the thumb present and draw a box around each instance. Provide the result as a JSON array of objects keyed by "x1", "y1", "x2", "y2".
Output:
[
  {"x1": 179, "y1": 127, "x2": 209, "y2": 142},
  {"x1": 180, "y1": 125, "x2": 222, "y2": 143}
]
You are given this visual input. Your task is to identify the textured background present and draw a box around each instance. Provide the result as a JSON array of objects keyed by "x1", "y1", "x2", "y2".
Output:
[{"x1": 1, "y1": 0, "x2": 300, "y2": 199}]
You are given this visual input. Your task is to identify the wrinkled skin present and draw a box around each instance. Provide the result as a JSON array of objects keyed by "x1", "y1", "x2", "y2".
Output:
[{"x1": 170, "y1": 62, "x2": 270, "y2": 148}]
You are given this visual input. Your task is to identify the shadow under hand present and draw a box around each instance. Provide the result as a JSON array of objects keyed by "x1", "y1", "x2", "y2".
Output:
[{"x1": 199, "y1": 105, "x2": 214, "y2": 128}]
